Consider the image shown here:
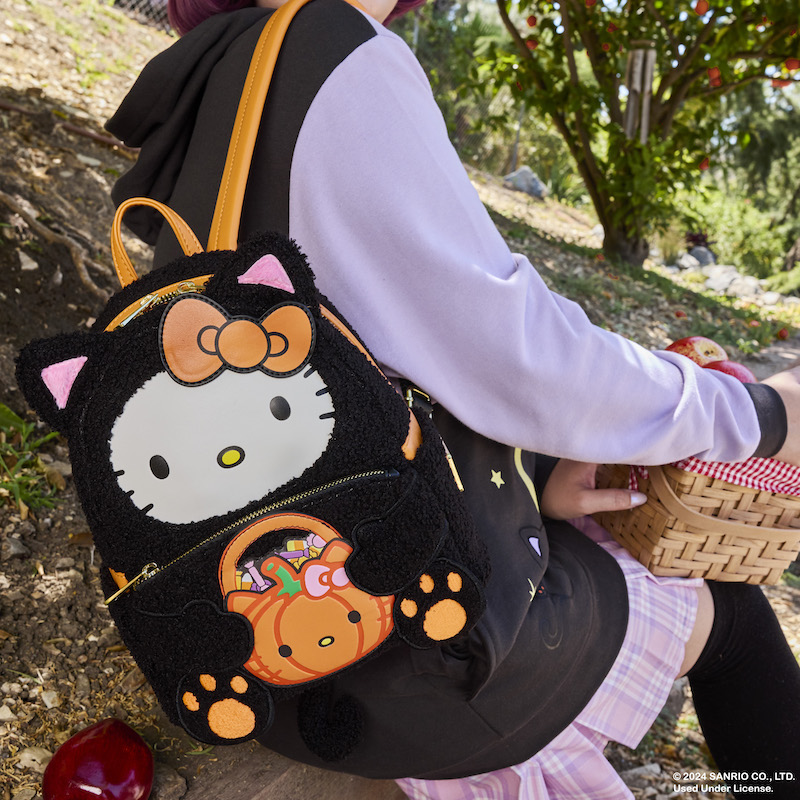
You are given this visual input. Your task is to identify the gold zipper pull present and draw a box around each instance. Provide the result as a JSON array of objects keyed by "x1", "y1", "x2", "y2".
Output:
[
  {"x1": 104, "y1": 562, "x2": 159, "y2": 605},
  {"x1": 443, "y1": 443, "x2": 465, "y2": 492},
  {"x1": 119, "y1": 294, "x2": 159, "y2": 327}
]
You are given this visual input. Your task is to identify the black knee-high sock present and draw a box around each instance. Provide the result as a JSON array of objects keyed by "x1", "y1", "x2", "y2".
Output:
[{"x1": 687, "y1": 581, "x2": 800, "y2": 799}]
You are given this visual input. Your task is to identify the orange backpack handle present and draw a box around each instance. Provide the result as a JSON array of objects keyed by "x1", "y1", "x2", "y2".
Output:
[{"x1": 111, "y1": 197, "x2": 204, "y2": 288}]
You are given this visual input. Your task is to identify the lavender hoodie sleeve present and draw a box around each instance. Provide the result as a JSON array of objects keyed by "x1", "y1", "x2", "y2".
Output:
[{"x1": 286, "y1": 14, "x2": 772, "y2": 466}]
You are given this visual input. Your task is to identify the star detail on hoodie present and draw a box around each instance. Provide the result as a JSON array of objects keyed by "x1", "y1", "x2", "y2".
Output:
[{"x1": 490, "y1": 470, "x2": 505, "y2": 488}]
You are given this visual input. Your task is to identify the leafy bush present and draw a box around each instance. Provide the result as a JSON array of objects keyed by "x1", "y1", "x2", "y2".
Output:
[
  {"x1": 767, "y1": 264, "x2": 800, "y2": 296},
  {"x1": 693, "y1": 190, "x2": 784, "y2": 278}
]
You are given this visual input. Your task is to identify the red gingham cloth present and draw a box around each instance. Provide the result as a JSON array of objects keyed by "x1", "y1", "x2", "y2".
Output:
[{"x1": 631, "y1": 457, "x2": 800, "y2": 497}]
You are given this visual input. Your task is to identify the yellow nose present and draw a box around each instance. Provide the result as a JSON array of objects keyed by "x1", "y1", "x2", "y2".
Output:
[
  {"x1": 319, "y1": 636, "x2": 334, "y2": 648},
  {"x1": 218, "y1": 446, "x2": 244, "y2": 468}
]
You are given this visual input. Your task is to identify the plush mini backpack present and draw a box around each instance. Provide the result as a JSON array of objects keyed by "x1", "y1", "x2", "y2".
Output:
[
  {"x1": 17, "y1": 200, "x2": 488, "y2": 756},
  {"x1": 15, "y1": 0, "x2": 488, "y2": 761}
]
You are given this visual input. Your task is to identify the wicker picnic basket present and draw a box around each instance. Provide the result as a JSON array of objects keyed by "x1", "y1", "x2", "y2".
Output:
[{"x1": 594, "y1": 461, "x2": 800, "y2": 585}]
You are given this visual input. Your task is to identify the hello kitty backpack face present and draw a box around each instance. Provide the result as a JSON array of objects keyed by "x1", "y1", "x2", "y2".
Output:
[{"x1": 16, "y1": 199, "x2": 488, "y2": 760}]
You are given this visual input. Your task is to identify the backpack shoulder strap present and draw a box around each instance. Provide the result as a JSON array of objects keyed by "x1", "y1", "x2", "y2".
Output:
[
  {"x1": 208, "y1": 0, "x2": 367, "y2": 251},
  {"x1": 208, "y1": 0, "x2": 315, "y2": 251}
]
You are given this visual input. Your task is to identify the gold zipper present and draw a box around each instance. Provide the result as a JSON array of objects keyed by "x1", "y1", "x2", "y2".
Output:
[
  {"x1": 105, "y1": 275, "x2": 213, "y2": 332},
  {"x1": 105, "y1": 468, "x2": 397, "y2": 605},
  {"x1": 118, "y1": 293, "x2": 159, "y2": 327},
  {"x1": 105, "y1": 562, "x2": 159, "y2": 604},
  {"x1": 118, "y1": 280, "x2": 206, "y2": 327}
]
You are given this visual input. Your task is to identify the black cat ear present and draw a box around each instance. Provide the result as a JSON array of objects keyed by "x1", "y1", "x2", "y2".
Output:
[
  {"x1": 237, "y1": 253, "x2": 296, "y2": 293},
  {"x1": 231, "y1": 233, "x2": 319, "y2": 307},
  {"x1": 15, "y1": 332, "x2": 107, "y2": 434}
]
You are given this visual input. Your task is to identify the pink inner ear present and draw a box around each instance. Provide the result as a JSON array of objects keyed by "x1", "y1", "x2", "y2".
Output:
[
  {"x1": 41, "y1": 356, "x2": 88, "y2": 410},
  {"x1": 238, "y1": 254, "x2": 295, "y2": 293}
]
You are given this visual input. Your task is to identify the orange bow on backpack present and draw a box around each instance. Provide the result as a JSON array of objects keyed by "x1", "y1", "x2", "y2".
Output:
[{"x1": 160, "y1": 295, "x2": 315, "y2": 385}]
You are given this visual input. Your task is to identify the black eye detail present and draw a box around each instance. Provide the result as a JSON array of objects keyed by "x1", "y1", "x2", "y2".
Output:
[
  {"x1": 149, "y1": 455, "x2": 170, "y2": 480},
  {"x1": 270, "y1": 396, "x2": 291, "y2": 420},
  {"x1": 348, "y1": 610, "x2": 361, "y2": 624},
  {"x1": 278, "y1": 644, "x2": 292, "y2": 658}
]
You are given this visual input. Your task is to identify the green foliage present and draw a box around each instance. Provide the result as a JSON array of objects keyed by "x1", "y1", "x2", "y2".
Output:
[
  {"x1": 0, "y1": 404, "x2": 60, "y2": 513},
  {"x1": 654, "y1": 220, "x2": 686, "y2": 265},
  {"x1": 767, "y1": 263, "x2": 800, "y2": 295},
  {"x1": 478, "y1": 0, "x2": 800, "y2": 265},
  {"x1": 724, "y1": 84, "x2": 799, "y2": 193},
  {"x1": 543, "y1": 150, "x2": 589, "y2": 205},
  {"x1": 393, "y1": 2, "x2": 587, "y2": 189},
  {"x1": 720, "y1": 83, "x2": 800, "y2": 262},
  {"x1": 691, "y1": 189, "x2": 785, "y2": 277},
  {"x1": 393, "y1": 3, "x2": 503, "y2": 163}
]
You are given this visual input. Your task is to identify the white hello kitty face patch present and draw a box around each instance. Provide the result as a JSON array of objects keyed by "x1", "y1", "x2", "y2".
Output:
[{"x1": 109, "y1": 368, "x2": 335, "y2": 524}]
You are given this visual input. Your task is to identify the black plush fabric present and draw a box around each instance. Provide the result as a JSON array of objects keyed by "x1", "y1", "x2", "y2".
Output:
[{"x1": 16, "y1": 233, "x2": 488, "y2": 758}]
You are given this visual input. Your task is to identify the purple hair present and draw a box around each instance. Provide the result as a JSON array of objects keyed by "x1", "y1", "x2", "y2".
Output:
[
  {"x1": 384, "y1": 0, "x2": 426, "y2": 24},
  {"x1": 168, "y1": 0, "x2": 426, "y2": 36},
  {"x1": 168, "y1": 0, "x2": 254, "y2": 36}
]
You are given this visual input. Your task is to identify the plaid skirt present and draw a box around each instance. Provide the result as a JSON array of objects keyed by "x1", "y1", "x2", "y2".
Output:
[{"x1": 396, "y1": 516, "x2": 703, "y2": 800}]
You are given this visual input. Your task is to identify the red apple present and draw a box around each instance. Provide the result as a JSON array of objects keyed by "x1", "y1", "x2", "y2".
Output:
[
  {"x1": 42, "y1": 719, "x2": 153, "y2": 800},
  {"x1": 703, "y1": 359, "x2": 757, "y2": 383},
  {"x1": 665, "y1": 336, "x2": 728, "y2": 366}
]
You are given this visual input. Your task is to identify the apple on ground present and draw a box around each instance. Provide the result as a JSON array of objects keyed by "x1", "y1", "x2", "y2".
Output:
[
  {"x1": 42, "y1": 718, "x2": 153, "y2": 800},
  {"x1": 703, "y1": 359, "x2": 757, "y2": 383},
  {"x1": 665, "y1": 336, "x2": 728, "y2": 366}
]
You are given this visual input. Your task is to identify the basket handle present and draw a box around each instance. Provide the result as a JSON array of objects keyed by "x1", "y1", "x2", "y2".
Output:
[
  {"x1": 112, "y1": 197, "x2": 204, "y2": 288},
  {"x1": 648, "y1": 465, "x2": 800, "y2": 541}
]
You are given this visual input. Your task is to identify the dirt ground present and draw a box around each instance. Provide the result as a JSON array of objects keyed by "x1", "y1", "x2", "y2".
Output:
[
  {"x1": 1, "y1": 2, "x2": 799, "y2": 800},
  {"x1": 0, "y1": 2, "x2": 201, "y2": 796}
]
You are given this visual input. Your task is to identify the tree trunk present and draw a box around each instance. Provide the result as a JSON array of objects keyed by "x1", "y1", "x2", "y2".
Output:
[{"x1": 602, "y1": 225, "x2": 650, "y2": 268}]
